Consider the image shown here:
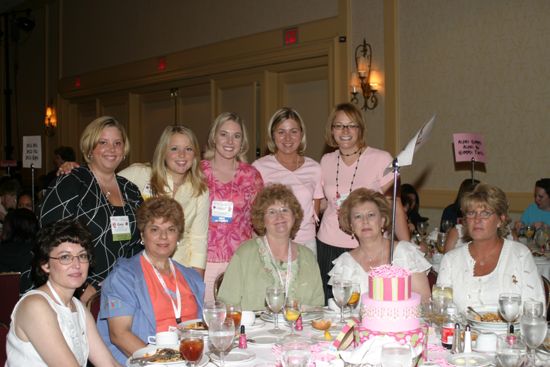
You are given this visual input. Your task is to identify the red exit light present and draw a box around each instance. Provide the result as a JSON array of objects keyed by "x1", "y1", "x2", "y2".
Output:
[
  {"x1": 157, "y1": 57, "x2": 167, "y2": 71},
  {"x1": 284, "y1": 27, "x2": 298, "y2": 46}
]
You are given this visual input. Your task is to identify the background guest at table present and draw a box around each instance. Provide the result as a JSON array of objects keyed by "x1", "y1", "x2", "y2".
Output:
[
  {"x1": 40, "y1": 116, "x2": 143, "y2": 303},
  {"x1": 41, "y1": 145, "x2": 76, "y2": 192},
  {"x1": 0, "y1": 208, "x2": 39, "y2": 293},
  {"x1": 0, "y1": 178, "x2": 19, "y2": 222},
  {"x1": 17, "y1": 190, "x2": 35, "y2": 213},
  {"x1": 253, "y1": 107, "x2": 323, "y2": 255},
  {"x1": 437, "y1": 183, "x2": 544, "y2": 312},
  {"x1": 519, "y1": 178, "x2": 550, "y2": 228},
  {"x1": 400, "y1": 183, "x2": 428, "y2": 234},
  {"x1": 316, "y1": 103, "x2": 409, "y2": 302},
  {"x1": 5, "y1": 220, "x2": 122, "y2": 367},
  {"x1": 440, "y1": 178, "x2": 480, "y2": 232},
  {"x1": 218, "y1": 184, "x2": 324, "y2": 310},
  {"x1": 201, "y1": 112, "x2": 264, "y2": 302},
  {"x1": 98, "y1": 197, "x2": 204, "y2": 364},
  {"x1": 328, "y1": 188, "x2": 431, "y2": 303}
]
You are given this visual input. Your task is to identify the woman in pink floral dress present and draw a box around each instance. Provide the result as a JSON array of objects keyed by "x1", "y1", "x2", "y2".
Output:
[{"x1": 201, "y1": 112, "x2": 264, "y2": 302}]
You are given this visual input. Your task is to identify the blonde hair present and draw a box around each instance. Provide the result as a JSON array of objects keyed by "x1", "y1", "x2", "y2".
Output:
[
  {"x1": 324, "y1": 103, "x2": 366, "y2": 149},
  {"x1": 460, "y1": 183, "x2": 511, "y2": 241},
  {"x1": 203, "y1": 112, "x2": 249, "y2": 162},
  {"x1": 150, "y1": 125, "x2": 207, "y2": 197},
  {"x1": 338, "y1": 188, "x2": 391, "y2": 235},
  {"x1": 266, "y1": 107, "x2": 307, "y2": 155},
  {"x1": 80, "y1": 116, "x2": 130, "y2": 164}
]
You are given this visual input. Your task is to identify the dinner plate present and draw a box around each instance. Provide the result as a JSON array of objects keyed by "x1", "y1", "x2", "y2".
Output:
[
  {"x1": 248, "y1": 334, "x2": 283, "y2": 345},
  {"x1": 127, "y1": 345, "x2": 208, "y2": 366},
  {"x1": 210, "y1": 349, "x2": 255, "y2": 364},
  {"x1": 464, "y1": 306, "x2": 511, "y2": 332},
  {"x1": 446, "y1": 352, "x2": 492, "y2": 367},
  {"x1": 260, "y1": 312, "x2": 321, "y2": 323},
  {"x1": 244, "y1": 319, "x2": 266, "y2": 330},
  {"x1": 177, "y1": 318, "x2": 208, "y2": 336}
]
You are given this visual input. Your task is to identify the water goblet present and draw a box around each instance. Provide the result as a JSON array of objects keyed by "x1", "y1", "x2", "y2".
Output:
[
  {"x1": 208, "y1": 318, "x2": 235, "y2": 367},
  {"x1": 380, "y1": 342, "x2": 413, "y2": 367},
  {"x1": 523, "y1": 299, "x2": 544, "y2": 318},
  {"x1": 225, "y1": 303, "x2": 242, "y2": 334},
  {"x1": 519, "y1": 314, "x2": 548, "y2": 366},
  {"x1": 179, "y1": 330, "x2": 204, "y2": 367},
  {"x1": 265, "y1": 286, "x2": 286, "y2": 335},
  {"x1": 496, "y1": 334, "x2": 527, "y2": 367},
  {"x1": 332, "y1": 280, "x2": 352, "y2": 324},
  {"x1": 498, "y1": 293, "x2": 521, "y2": 335},
  {"x1": 283, "y1": 298, "x2": 301, "y2": 336},
  {"x1": 431, "y1": 284, "x2": 453, "y2": 307},
  {"x1": 281, "y1": 341, "x2": 311, "y2": 367},
  {"x1": 202, "y1": 300, "x2": 226, "y2": 329}
]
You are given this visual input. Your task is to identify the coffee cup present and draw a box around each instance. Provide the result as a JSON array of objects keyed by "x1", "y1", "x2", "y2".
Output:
[
  {"x1": 147, "y1": 331, "x2": 179, "y2": 346},
  {"x1": 241, "y1": 310, "x2": 256, "y2": 327},
  {"x1": 475, "y1": 332, "x2": 497, "y2": 352}
]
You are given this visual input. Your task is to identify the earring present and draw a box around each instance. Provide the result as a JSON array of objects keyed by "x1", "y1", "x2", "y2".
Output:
[
  {"x1": 177, "y1": 241, "x2": 180, "y2": 246},
  {"x1": 351, "y1": 233, "x2": 355, "y2": 240}
]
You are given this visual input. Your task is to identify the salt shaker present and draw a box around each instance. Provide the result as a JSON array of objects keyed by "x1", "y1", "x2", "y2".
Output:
[{"x1": 462, "y1": 325, "x2": 472, "y2": 353}]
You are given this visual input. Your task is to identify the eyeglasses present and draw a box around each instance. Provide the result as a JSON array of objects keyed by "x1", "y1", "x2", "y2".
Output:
[
  {"x1": 265, "y1": 207, "x2": 292, "y2": 217},
  {"x1": 465, "y1": 210, "x2": 494, "y2": 219},
  {"x1": 49, "y1": 253, "x2": 91, "y2": 265},
  {"x1": 331, "y1": 123, "x2": 360, "y2": 131}
]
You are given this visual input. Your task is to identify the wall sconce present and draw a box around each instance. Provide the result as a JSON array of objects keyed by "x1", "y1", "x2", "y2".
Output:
[
  {"x1": 44, "y1": 105, "x2": 57, "y2": 136},
  {"x1": 350, "y1": 39, "x2": 378, "y2": 110}
]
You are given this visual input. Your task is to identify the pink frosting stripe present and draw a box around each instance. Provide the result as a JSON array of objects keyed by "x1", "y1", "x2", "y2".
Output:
[
  {"x1": 383, "y1": 278, "x2": 392, "y2": 300},
  {"x1": 369, "y1": 264, "x2": 411, "y2": 277}
]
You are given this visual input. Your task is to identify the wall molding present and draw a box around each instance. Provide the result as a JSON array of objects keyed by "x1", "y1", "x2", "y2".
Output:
[{"x1": 419, "y1": 188, "x2": 532, "y2": 212}]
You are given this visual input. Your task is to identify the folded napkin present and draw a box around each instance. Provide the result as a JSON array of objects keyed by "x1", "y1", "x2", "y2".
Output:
[{"x1": 338, "y1": 335, "x2": 397, "y2": 365}]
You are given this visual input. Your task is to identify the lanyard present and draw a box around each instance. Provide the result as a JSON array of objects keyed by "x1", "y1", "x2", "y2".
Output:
[
  {"x1": 263, "y1": 236, "x2": 292, "y2": 296},
  {"x1": 142, "y1": 251, "x2": 182, "y2": 324},
  {"x1": 47, "y1": 280, "x2": 71, "y2": 308}
]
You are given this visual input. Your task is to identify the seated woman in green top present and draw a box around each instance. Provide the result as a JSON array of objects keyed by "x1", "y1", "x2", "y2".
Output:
[{"x1": 217, "y1": 184, "x2": 324, "y2": 310}]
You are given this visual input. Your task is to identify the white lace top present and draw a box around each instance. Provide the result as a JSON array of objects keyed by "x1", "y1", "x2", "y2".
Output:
[
  {"x1": 6, "y1": 290, "x2": 89, "y2": 366},
  {"x1": 327, "y1": 241, "x2": 431, "y2": 295}
]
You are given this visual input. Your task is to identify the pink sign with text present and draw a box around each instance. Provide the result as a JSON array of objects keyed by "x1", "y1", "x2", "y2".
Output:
[{"x1": 453, "y1": 133, "x2": 486, "y2": 163}]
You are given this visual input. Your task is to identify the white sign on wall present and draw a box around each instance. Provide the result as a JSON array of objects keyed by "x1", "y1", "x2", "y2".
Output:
[{"x1": 22, "y1": 136, "x2": 42, "y2": 168}]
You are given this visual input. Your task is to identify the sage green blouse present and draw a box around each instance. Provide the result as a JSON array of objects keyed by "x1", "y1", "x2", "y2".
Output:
[{"x1": 217, "y1": 237, "x2": 324, "y2": 310}]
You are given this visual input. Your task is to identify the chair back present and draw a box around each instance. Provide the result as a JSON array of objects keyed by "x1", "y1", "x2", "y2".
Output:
[
  {"x1": 0, "y1": 272, "x2": 21, "y2": 325},
  {"x1": 542, "y1": 275, "x2": 550, "y2": 321},
  {"x1": 0, "y1": 322, "x2": 8, "y2": 365},
  {"x1": 213, "y1": 272, "x2": 225, "y2": 301},
  {"x1": 86, "y1": 291, "x2": 101, "y2": 321}
]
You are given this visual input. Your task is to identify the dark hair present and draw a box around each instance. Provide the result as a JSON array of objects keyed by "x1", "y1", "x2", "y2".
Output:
[
  {"x1": 535, "y1": 178, "x2": 550, "y2": 197},
  {"x1": 0, "y1": 178, "x2": 20, "y2": 196},
  {"x1": 54, "y1": 146, "x2": 76, "y2": 162},
  {"x1": 1, "y1": 208, "x2": 38, "y2": 242},
  {"x1": 454, "y1": 179, "x2": 481, "y2": 207},
  {"x1": 33, "y1": 219, "x2": 92, "y2": 286},
  {"x1": 400, "y1": 183, "x2": 427, "y2": 228}
]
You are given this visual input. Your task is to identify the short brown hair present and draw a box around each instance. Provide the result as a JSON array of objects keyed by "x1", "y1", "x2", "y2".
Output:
[
  {"x1": 324, "y1": 103, "x2": 366, "y2": 148},
  {"x1": 460, "y1": 183, "x2": 511, "y2": 241},
  {"x1": 137, "y1": 197, "x2": 185, "y2": 235},
  {"x1": 266, "y1": 107, "x2": 307, "y2": 155},
  {"x1": 338, "y1": 188, "x2": 391, "y2": 235},
  {"x1": 80, "y1": 116, "x2": 130, "y2": 164},
  {"x1": 251, "y1": 184, "x2": 303, "y2": 239}
]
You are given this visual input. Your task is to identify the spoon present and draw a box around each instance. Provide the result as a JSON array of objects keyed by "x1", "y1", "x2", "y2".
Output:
[{"x1": 467, "y1": 306, "x2": 483, "y2": 319}]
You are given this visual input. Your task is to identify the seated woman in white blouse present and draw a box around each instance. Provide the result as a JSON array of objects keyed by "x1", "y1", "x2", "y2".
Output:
[
  {"x1": 328, "y1": 188, "x2": 431, "y2": 303},
  {"x1": 437, "y1": 183, "x2": 545, "y2": 312}
]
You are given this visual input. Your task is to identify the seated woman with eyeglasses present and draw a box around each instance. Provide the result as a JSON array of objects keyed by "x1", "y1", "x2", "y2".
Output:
[
  {"x1": 437, "y1": 183, "x2": 544, "y2": 312},
  {"x1": 5, "y1": 219, "x2": 121, "y2": 366}
]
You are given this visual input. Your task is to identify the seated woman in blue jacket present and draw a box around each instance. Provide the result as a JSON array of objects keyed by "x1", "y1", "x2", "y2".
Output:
[{"x1": 97, "y1": 197, "x2": 204, "y2": 364}]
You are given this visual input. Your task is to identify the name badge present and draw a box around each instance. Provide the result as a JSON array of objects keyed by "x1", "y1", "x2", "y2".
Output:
[
  {"x1": 335, "y1": 193, "x2": 349, "y2": 209},
  {"x1": 211, "y1": 200, "x2": 233, "y2": 223},
  {"x1": 111, "y1": 215, "x2": 131, "y2": 241}
]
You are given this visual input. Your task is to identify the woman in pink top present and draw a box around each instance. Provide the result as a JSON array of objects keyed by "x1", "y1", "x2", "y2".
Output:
[
  {"x1": 201, "y1": 112, "x2": 264, "y2": 302},
  {"x1": 316, "y1": 103, "x2": 409, "y2": 302},
  {"x1": 253, "y1": 107, "x2": 323, "y2": 254}
]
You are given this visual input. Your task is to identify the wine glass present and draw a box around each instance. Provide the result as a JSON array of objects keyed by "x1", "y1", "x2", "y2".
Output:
[
  {"x1": 496, "y1": 334, "x2": 527, "y2": 367},
  {"x1": 380, "y1": 342, "x2": 413, "y2": 367},
  {"x1": 265, "y1": 286, "x2": 286, "y2": 335},
  {"x1": 441, "y1": 220, "x2": 453, "y2": 234},
  {"x1": 525, "y1": 225, "x2": 535, "y2": 242},
  {"x1": 179, "y1": 330, "x2": 204, "y2": 367},
  {"x1": 208, "y1": 318, "x2": 235, "y2": 367},
  {"x1": 499, "y1": 293, "x2": 521, "y2": 335},
  {"x1": 520, "y1": 314, "x2": 548, "y2": 366},
  {"x1": 283, "y1": 298, "x2": 301, "y2": 336},
  {"x1": 225, "y1": 303, "x2": 242, "y2": 334},
  {"x1": 431, "y1": 284, "x2": 453, "y2": 307},
  {"x1": 523, "y1": 299, "x2": 545, "y2": 318},
  {"x1": 436, "y1": 232, "x2": 446, "y2": 254},
  {"x1": 332, "y1": 280, "x2": 352, "y2": 324},
  {"x1": 281, "y1": 341, "x2": 311, "y2": 367},
  {"x1": 417, "y1": 221, "x2": 429, "y2": 239},
  {"x1": 534, "y1": 228, "x2": 549, "y2": 251},
  {"x1": 347, "y1": 282, "x2": 361, "y2": 316},
  {"x1": 202, "y1": 300, "x2": 226, "y2": 329}
]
